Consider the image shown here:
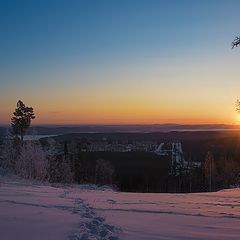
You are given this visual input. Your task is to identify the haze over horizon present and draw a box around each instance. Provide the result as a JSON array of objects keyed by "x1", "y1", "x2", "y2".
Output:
[{"x1": 1, "y1": 0, "x2": 240, "y2": 125}]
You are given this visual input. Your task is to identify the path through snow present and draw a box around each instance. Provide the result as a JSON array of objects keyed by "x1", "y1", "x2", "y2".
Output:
[
  {"x1": 1, "y1": 176, "x2": 240, "y2": 240},
  {"x1": 0, "y1": 176, "x2": 120, "y2": 240}
]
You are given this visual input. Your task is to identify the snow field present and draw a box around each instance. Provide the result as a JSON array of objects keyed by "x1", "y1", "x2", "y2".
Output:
[
  {"x1": 0, "y1": 176, "x2": 240, "y2": 240},
  {"x1": 0, "y1": 177, "x2": 120, "y2": 240}
]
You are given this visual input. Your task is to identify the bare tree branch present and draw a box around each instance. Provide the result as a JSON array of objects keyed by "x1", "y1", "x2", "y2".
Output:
[
  {"x1": 236, "y1": 99, "x2": 240, "y2": 112},
  {"x1": 232, "y1": 36, "x2": 240, "y2": 49}
]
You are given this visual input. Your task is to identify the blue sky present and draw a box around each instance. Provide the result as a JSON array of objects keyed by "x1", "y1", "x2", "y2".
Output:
[
  {"x1": 1, "y1": 0, "x2": 240, "y2": 124},
  {"x1": 1, "y1": 0, "x2": 239, "y2": 72}
]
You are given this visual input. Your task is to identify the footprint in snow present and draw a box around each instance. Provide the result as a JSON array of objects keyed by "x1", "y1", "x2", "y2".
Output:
[{"x1": 69, "y1": 198, "x2": 120, "y2": 240}]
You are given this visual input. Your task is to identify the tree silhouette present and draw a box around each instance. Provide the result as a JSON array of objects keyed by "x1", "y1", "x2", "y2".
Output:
[
  {"x1": 204, "y1": 151, "x2": 216, "y2": 192},
  {"x1": 236, "y1": 99, "x2": 240, "y2": 112},
  {"x1": 11, "y1": 100, "x2": 35, "y2": 141},
  {"x1": 232, "y1": 36, "x2": 240, "y2": 48}
]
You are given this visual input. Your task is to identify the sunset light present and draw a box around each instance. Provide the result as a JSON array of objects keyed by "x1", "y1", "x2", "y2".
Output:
[
  {"x1": 1, "y1": 2, "x2": 240, "y2": 240},
  {"x1": 1, "y1": 1, "x2": 240, "y2": 125}
]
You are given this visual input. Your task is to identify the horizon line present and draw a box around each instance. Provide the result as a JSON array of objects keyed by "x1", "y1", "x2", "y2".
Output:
[{"x1": 0, "y1": 123, "x2": 239, "y2": 127}]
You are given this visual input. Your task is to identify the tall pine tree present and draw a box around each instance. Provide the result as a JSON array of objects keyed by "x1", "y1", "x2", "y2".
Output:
[{"x1": 11, "y1": 100, "x2": 35, "y2": 141}]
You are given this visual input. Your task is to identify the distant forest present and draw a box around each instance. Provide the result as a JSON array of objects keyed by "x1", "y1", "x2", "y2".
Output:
[
  {"x1": 1, "y1": 129, "x2": 240, "y2": 193},
  {"x1": 40, "y1": 131, "x2": 240, "y2": 193}
]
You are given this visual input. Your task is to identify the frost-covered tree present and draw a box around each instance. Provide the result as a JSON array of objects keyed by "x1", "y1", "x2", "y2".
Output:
[
  {"x1": 11, "y1": 100, "x2": 35, "y2": 142},
  {"x1": 236, "y1": 99, "x2": 240, "y2": 112},
  {"x1": 232, "y1": 36, "x2": 240, "y2": 113},
  {"x1": 0, "y1": 130, "x2": 21, "y2": 172},
  {"x1": 232, "y1": 36, "x2": 240, "y2": 48},
  {"x1": 48, "y1": 154, "x2": 74, "y2": 183},
  {"x1": 1, "y1": 138, "x2": 17, "y2": 172},
  {"x1": 47, "y1": 139, "x2": 73, "y2": 183},
  {"x1": 16, "y1": 140, "x2": 48, "y2": 180}
]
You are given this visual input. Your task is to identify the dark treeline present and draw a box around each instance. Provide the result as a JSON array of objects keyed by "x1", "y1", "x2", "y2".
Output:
[
  {"x1": 1, "y1": 130, "x2": 240, "y2": 193},
  {"x1": 73, "y1": 152, "x2": 171, "y2": 192},
  {"x1": 44, "y1": 131, "x2": 240, "y2": 193},
  {"x1": 75, "y1": 152, "x2": 206, "y2": 193},
  {"x1": 47, "y1": 149, "x2": 218, "y2": 193}
]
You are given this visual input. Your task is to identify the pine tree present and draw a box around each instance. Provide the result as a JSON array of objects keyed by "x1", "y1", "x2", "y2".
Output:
[{"x1": 11, "y1": 100, "x2": 35, "y2": 142}]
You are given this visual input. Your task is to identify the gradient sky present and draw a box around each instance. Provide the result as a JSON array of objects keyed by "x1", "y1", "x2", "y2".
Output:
[{"x1": 1, "y1": 0, "x2": 240, "y2": 125}]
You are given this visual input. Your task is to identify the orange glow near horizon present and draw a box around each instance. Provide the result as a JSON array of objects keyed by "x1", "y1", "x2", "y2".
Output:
[
  {"x1": 2, "y1": 1, "x2": 240, "y2": 127},
  {"x1": 1, "y1": 54, "x2": 240, "y2": 126},
  {"x1": 1, "y1": 97, "x2": 238, "y2": 126}
]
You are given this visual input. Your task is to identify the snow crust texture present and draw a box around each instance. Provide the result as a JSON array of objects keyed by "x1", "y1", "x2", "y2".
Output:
[
  {"x1": 69, "y1": 198, "x2": 120, "y2": 240},
  {"x1": 1, "y1": 176, "x2": 240, "y2": 240},
  {"x1": 0, "y1": 176, "x2": 120, "y2": 240}
]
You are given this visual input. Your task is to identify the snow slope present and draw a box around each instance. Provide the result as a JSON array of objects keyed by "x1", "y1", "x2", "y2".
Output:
[
  {"x1": 0, "y1": 176, "x2": 120, "y2": 240},
  {"x1": 83, "y1": 190, "x2": 240, "y2": 240},
  {"x1": 0, "y1": 176, "x2": 240, "y2": 240}
]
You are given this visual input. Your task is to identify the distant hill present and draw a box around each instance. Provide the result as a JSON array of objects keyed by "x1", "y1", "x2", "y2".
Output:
[{"x1": 0, "y1": 124, "x2": 239, "y2": 136}]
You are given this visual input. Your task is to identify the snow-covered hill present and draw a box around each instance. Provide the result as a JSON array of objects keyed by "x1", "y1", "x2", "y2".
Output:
[{"x1": 0, "y1": 176, "x2": 239, "y2": 240}]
